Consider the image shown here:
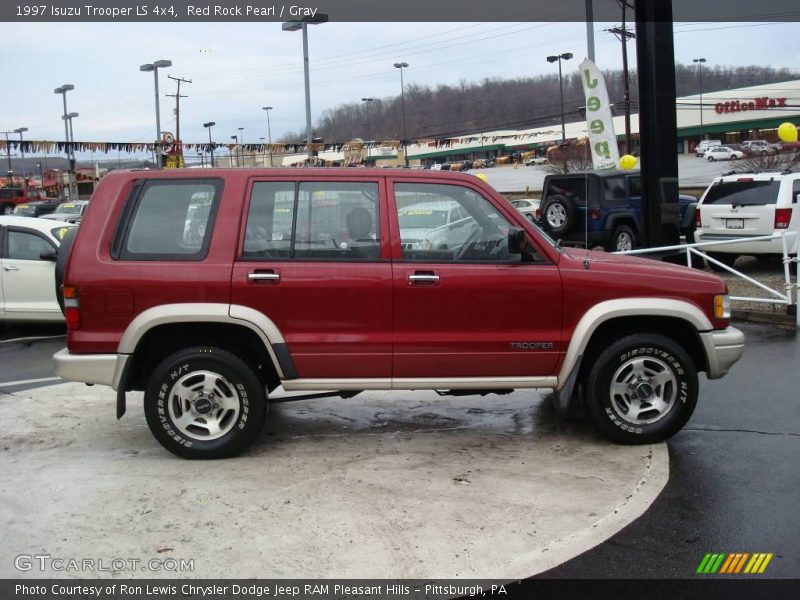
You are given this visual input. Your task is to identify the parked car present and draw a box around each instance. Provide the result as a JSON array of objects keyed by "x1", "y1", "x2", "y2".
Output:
[
  {"x1": 54, "y1": 168, "x2": 743, "y2": 458},
  {"x1": 429, "y1": 163, "x2": 443, "y2": 171},
  {"x1": 524, "y1": 156, "x2": 549, "y2": 166},
  {"x1": 0, "y1": 216, "x2": 76, "y2": 322},
  {"x1": 741, "y1": 140, "x2": 776, "y2": 156},
  {"x1": 13, "y1": 199, "x2": 63, "y2": 217},
  {"x1": 472, "y1": 158, "x2": 495, "y2": 168},
  {"x1": 40, "y1": 200, "x2": 90, "y2": 225},
  {"x1": 538, "y1": 170, "x2": 696, "y2": 252},
  {"x1": 704, "y1": 146, "x2": 744, "y2": 161},
  {"x1": 695, "y1": 171, "x2": 800, "y2": 271},
  {"x1": 695, "y1": 140, "x2": 722, "y2": 157},
  {"x1": 510, "y1": 198, "x2": 540, "y2": 223},
  {"x1": 0, "y1": 188, "x2": 47, "y2": 215}
]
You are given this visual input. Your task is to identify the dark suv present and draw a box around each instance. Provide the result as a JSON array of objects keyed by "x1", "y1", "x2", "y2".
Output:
[{"x1": 539, "y1": 171, "x2": 697, "y2": 251}]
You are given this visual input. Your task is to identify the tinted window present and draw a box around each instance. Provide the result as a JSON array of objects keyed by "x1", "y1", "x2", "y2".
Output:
[
  {"x1": 119, "y1": 179, "x2": 221, "y2": 260},
  {"x1": 604, "y1": 177, "x2": 627, "y2": 203},
  {"x1": 395, "y1": 183, "x2": 523, "y2": 263},
  {"x1": 242, "y1": 181, "x2": 381, "y2": 261},
  {"x1": 8, "y1": 230, "x2": 54, "y2": 260},
  {"x1": 703, "y1": 180, "x2": 781, "y2": 206},
  {"x1": 295, "y1": 182, "x2": 380, "y2": 260},
  {"x1": 546, "y1": 178, "x2": 587, "y2": 205},
  {"x1": 243, "y1": 182, "x2": 296, "y2": 258}
]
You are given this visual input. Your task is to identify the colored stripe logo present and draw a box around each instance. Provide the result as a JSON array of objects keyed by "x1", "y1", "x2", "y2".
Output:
[{"x1": 697, "y1": 552, "x2": 773, "y2": 574}]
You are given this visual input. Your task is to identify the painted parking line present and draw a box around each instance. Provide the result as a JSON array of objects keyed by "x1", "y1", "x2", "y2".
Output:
[{"x1": 0, "y1": 376, "x2": 63, "y2": 388}]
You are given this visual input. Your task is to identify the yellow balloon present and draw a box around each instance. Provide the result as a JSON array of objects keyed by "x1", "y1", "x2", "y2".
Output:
[
  {"x1": 619, "y1": 154, "x2": 637, "y2": 170},
  {"x1": 777, "y1": 122, "x2": 798, "y2": 143},
  {"x1": 475, "y1": 173, "x2": 489, "y2": 182}
]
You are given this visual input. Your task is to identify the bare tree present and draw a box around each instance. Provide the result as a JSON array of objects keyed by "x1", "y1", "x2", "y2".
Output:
[{"x1": 730, "y1": 149, "x2": 799, "y2": 173}]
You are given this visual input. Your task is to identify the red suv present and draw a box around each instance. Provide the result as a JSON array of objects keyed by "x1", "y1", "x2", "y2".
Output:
[{"x1": 54, "y1": 169, "x2": 744, "y2": 458}]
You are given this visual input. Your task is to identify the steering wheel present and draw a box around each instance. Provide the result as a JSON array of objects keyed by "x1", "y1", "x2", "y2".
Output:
[
  {"x1": 454, "y1": 226, "x2": 484, "y2": 261},
  {"x1": 485, "y1": 233, "x2": 507, "y2": 259}
]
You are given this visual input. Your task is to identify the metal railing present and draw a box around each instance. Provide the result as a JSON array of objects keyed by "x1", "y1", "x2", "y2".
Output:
[{"x1": 614, "y1": 228, "x2": 799, "y2": 327}]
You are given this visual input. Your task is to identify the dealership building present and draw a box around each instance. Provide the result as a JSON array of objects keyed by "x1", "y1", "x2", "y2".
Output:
[{"x1": 402, "y1": 79, "x2": 800, "y2": 164}]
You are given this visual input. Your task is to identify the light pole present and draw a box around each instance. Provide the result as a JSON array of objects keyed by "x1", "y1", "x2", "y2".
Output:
[
  {"x1": 393, "y1": 63, "x2": 410, "y2": 166},
  {"x1": 54, "y1": 84, "x2": 78, "y2": 199},
  {"x1": 36, "y1": 162, "x2": 44, "y2": 185},
  {"x1": 262, "y1": 106, "x2": 273, "y2": 166},
  {"x1": 238, "y1": 127, "x2": 245, "y2": 166},
  {"x1": 693, "y1": 57, "x2": 707, "y2": 137},
  {"x1": 203, "y1": 121, "x2": 215, "y2": 167},
  {"x1": 14, "y1": 127, "x2": 28, "y2": 163},
  {"x1": 361, "y1": 97, "x2": 374, "y2": 141},
  {"x1": 140, "y1": 59, "x2": 172, "y2": 165},
  {"x1": 547, "y1": 53, "x2": 573, "y2": 143},
  {"x1": 283, "y1": 14, "x2": 328, "y2": 159},
  {"x1": 231, "y1": 135, "x2": 238, "y2": 167}
]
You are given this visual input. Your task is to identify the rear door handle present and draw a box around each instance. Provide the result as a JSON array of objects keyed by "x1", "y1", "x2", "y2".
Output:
[
  {"x1": 408, "y1": 272, "x2": 439, "y2": 284},
  {"x1": 248, "y1": 270, "x2": 280, "y2": 283},
  {"x1": 3, "y1": 265, "x2": 20, "y2": 271}
]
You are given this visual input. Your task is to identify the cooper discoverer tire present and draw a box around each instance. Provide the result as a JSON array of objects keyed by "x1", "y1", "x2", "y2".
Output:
[
  {"x1": 542, "y1": 195, "x2": 575, "y2": 235},
  {"x1": 585, "y1": 334, "x2": 698, "y2": 444},
  {"x1": 144, "y1": 346, "x2": 267, "y2": 459}
]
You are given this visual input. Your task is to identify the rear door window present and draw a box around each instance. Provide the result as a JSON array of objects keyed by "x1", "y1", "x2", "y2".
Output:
[
  {"x1": 115, "y1": 179, "x2": 222, "y2": 260},
  {"x1": 545, "y1": 178, "x2": 587, "y2": 205},
  {"x1": 702, "y1": 180, "x2": 781, "y2": 206}
]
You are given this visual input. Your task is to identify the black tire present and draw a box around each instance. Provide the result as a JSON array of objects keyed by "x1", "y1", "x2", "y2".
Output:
[
  {"x1": 684, "y1": 229, "x2": 696, "y2": 244},
  {"x1": 606, "y1": 224, "x2": 637, "y2": 252},
  {"x1": 585, "y1": 334, "x2": 698, "y2": 444},
  {"x1": 144, "y1": 346, "x2": 267, "y2": 459},
  {"x1": 2, "y1": 203, "x2": 14, "y2": 215},
  {"x1": 542, "y1": 195, "x2": 575, "y2": 235},
  {"x1": 707, "y1": 156, "x2": 715, "y2": 161},
  {"x1": 525, "y1": 213, "x2": 536, "y2": 223},
  {"x1": 707, "y1": 252, "x2": 738, "y2": 272},
  {"x1": 54, "y1": 227, "x2": 78, "y2": 315}
]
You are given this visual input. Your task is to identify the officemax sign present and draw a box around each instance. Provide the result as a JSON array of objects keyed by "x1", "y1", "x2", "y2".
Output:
[{"x1": 714, "y1": 97, "x2": 787, "y2": 114}]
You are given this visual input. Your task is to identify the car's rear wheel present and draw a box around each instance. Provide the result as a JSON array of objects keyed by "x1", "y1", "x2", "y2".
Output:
[
  {"x1": 707, "y1": 252, "x2": 738, "y2": 272},
  {"x1": 607, "y1": 224, "x2": 636, "y2": 252},
  {"x1": 525, "y1": 213, "x2": 536, "y2": 223},
  {"x1": 144, "y1": 346, "x2": 267, "y2": 459},
  {"x1": 542, "y1": 195, "x2": 574, "y2": 235},
  {"x1": 586, "y1": 334, "x2": 698, "y2": 444}
]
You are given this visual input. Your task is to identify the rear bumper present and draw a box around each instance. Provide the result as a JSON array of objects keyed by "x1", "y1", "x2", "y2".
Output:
[
  {"x1": 53, "y1": 348, "x2": 128, "y2": 390},
  {"x1": 695, "y1": 232, "x2": 797, "y2": 255},
  {"x1": 699, "y1": 327, "x2": 745, "y2": 380}
]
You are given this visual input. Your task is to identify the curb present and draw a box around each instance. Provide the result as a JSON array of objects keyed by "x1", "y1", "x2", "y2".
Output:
[{"x1": 732, "y1": 309, "x2": 797, "y2": 329}]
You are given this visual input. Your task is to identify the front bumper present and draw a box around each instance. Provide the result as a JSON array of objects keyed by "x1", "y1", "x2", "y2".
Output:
[
  {"x1": 699, "y1": 326, "x2": 745, "y2": 379},
  {"x1": 53, "y1": 348, "x2": 128, "y2": 390}
]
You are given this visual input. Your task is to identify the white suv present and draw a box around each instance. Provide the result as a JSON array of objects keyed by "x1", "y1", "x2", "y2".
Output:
[{"x1": 695, "y1": 172, "x2": 800, "y2": 269}]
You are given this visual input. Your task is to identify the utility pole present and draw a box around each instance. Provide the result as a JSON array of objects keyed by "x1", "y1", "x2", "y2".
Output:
[
  {"x1": 167, "y1": 75, "x2": 191, "y2": 164},
  {"x1": 608, "y1": 4, "x2": 635, "y2": 154}
]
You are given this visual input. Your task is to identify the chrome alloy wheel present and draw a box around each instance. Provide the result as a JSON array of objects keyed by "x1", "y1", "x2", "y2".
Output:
[
  {"x1": 546, "y1": 203, "x2": 566, "y2": 228},
  {"x1": 167, "y1": 370, "x2": 241, "y2": 440},
  {"x1": 608, "y1": 356, "x2": 678, "y2": 425},
  {"x1": 615, "y1": 231, "x2": 633, "y2": 252}
]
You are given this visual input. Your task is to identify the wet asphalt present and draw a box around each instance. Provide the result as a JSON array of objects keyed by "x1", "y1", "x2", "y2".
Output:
[{"x1": 1, "y1": 320, "x2": 798, "y2": 578}]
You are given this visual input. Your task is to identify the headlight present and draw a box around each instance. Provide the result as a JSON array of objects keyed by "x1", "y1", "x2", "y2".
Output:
[{"x1": 713, "y1": 294, "x2": 731, "y2": 320}]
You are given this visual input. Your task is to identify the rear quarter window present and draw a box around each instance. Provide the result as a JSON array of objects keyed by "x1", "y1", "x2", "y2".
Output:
[
  {"x1": 702, "y1": 180, "x2": 780, "y2": 206},
  {"x1": 113, "y1": 179, "x2": 223, "y2": 261}
]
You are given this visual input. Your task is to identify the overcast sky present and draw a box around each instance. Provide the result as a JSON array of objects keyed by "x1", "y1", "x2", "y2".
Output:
[{"x1": 1, "y1": 20, "x2": 799, "y2": 153}]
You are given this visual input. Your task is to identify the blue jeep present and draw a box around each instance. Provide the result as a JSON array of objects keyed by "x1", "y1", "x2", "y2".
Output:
[{"x1": 539, "y1": 170, "x2": 697, "y2": 251}]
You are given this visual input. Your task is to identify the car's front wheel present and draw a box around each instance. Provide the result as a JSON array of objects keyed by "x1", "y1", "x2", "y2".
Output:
[
  {"x1": 144, "y1": 346, "x2": 267, "y2": 459},
  {"x1": 585, "y1": 334, "x2": 698, "y2": 444}
]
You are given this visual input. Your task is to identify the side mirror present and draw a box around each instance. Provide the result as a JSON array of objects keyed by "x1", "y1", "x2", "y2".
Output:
[
  {"x1": 40, "y1": 251, "x2": 57, "y2": 262},
  {"x1": 508, "y1": 227, "x2": 526, "y2": 254}
]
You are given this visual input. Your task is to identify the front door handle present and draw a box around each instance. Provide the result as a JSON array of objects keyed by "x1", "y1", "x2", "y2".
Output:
[
  {"x1": 248, "y1": 270, "x2": 280, "y2": 283},
  {"x1": 3, "y1": 265, "x2": 20, "y2": 271},
  {"x1": 408, "y1": 272, "x2": 439, "y2": 284}
]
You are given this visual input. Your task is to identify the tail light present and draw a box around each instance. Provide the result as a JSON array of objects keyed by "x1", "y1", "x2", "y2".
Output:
[
  {"x1": 590, "y1": 208, "x2": 600, "y2": 221},
  {"x1": 695, "y1": 209, "x2": 702, "y2": 228},
  {"x1": 62, "y1": 286, "x2": 80, "y2": 330},
  {"x1": 775, "y1": 208, "x2": 791, "y2": 230}
]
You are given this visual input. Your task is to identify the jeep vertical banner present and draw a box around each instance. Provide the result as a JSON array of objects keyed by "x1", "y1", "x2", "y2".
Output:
[{"x1": 579, "y1": 59, "x2": 620, "y2": 170}]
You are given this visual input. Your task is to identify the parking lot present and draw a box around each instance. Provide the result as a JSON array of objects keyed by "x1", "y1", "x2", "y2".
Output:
[{"x1": 1, "y1": 318, "x2": 797, "y2": 579}]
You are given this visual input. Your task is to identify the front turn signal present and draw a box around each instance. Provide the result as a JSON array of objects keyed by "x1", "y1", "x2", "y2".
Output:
[{"x1": 714, "y1": 294, "x2": 730, "y2": 320}]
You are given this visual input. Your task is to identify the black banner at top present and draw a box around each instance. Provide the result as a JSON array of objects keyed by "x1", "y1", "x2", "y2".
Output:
[{"x1": 4, "y1": 0, "x2": 800, "y2": 22}]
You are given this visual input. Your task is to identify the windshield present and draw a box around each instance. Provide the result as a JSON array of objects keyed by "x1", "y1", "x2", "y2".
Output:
[
  {"x1": 398, "y1": 209, "x2": 450, "y2": 229},
  {"x1": 14, "y1": 205, "x2": 36, "y2": 215},
  {"x1": 54, "y1": 203, "x2": 82, "y2": 215},
  {"x1": 703, "y1": 180, "x2": 780, "y2": 206}
]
